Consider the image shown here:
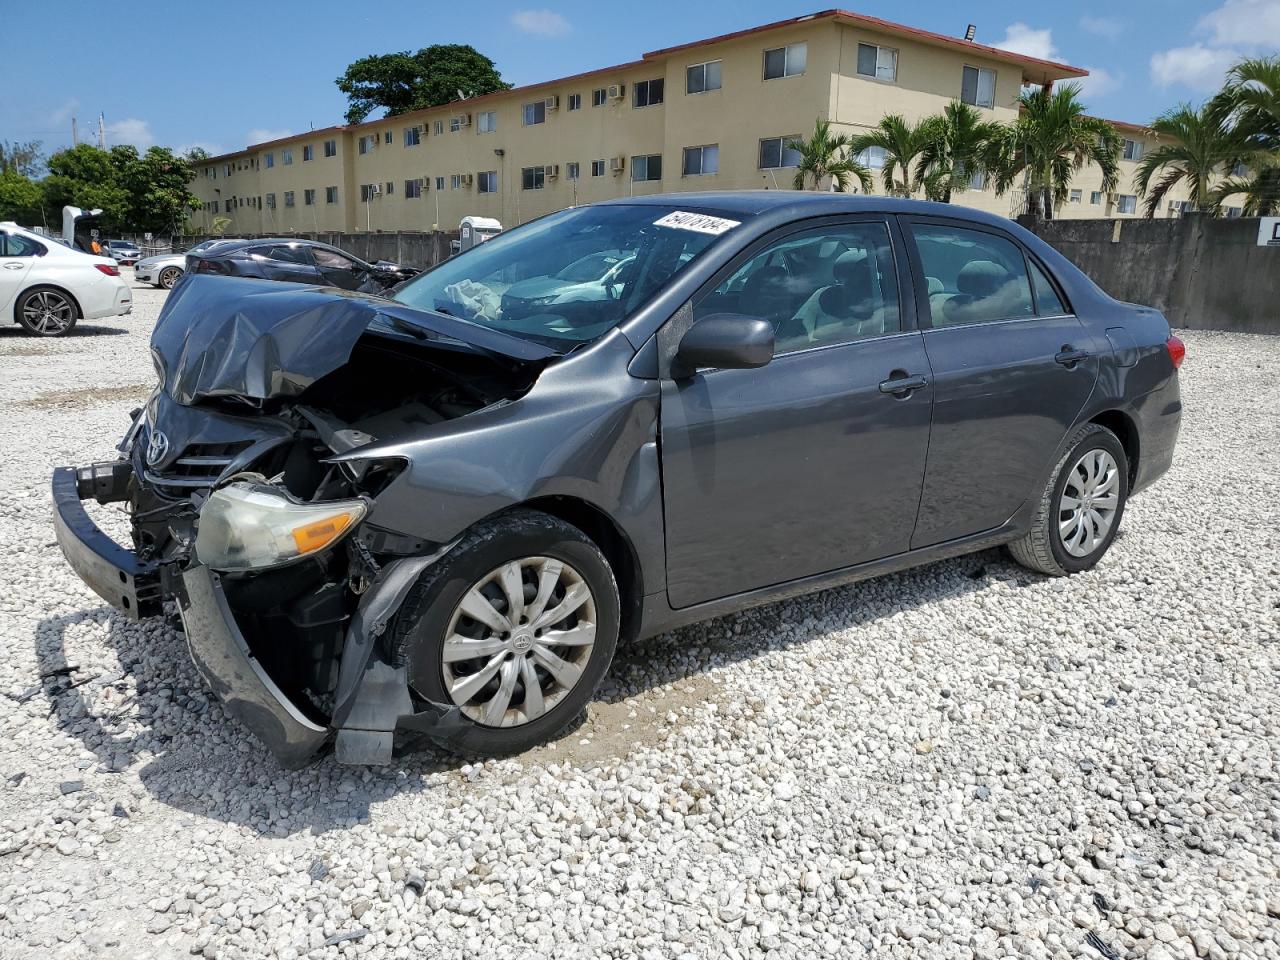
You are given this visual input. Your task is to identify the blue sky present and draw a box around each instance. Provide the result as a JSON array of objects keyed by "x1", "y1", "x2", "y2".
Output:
[{"x1": 3, "y1": 0, "x2": 1277, "y2": 159}]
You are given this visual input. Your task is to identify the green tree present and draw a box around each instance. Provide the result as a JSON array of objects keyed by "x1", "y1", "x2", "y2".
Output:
[
  {"x1": 848, "y1": 115, "x2": 932, "y2": 197},
  {"x1": 786, "y1": 119, "x2": 873, "y2": 193},
  {"x1": 42, "y1": 144, "x2": 130, "y2": 227},
  {"x1": 0, "y1": 140, "x2": 44, "y2": 178},
  {"x1": 0, "y1": 171, "x2": 43, "y2": 224},
  {"x1": 336, "y1": 45, "x2": 510, "y2": 125},
  {"x1": 914, "y1": 101, "x2": 1004, "y2": 203},
  {"x1": 1134, "y1": 99, "x2": 1265, "y2": 216},
  {"x1": 990, "y1": 84, "x2": 1120, "y2": 219},
  {"x1": 1211, "y1": 56, "x2": 1280, "y2": 215},
  {"x1": 40, "y1": 143, "x2": 201, "y2": 234}
]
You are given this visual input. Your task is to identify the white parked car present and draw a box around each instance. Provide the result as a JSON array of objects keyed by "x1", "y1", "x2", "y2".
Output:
[
  {"x1": 0, "y1": 222, "x2": 132, "y2": 336},
  {"x1": 134, "y1": 239, "x2": 238, "y2": 289}
]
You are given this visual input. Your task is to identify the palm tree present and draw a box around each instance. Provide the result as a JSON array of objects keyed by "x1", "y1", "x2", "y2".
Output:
[
  {"x1": 1212, "y1": 56, "x2": 1280, "y2": 215},
  {"x1": 1133, "y1": 99, "x2": 1266, "y2": 216},
  {"x1": 1209, "y1": 168, "x2": 1280, "y2": 215},
  {"x1": 848, "y1": 115, "x2": 932, "y2": 197},
  {"x1": 786, "y1": 119, "x2": 873, "y2": 193},
  {"x1": 913, "y1": 101, "x2": 1004, "y2": 203},
  {"x1": 990, "y1": 83, "x2": 1121, "y2": 220}
]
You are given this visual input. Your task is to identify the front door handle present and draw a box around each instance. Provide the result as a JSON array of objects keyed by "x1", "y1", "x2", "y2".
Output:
[
  {"x1": 878, "y1": 373, "x2": 928, "y2": 396},
  {"x1": 1055, "y1": 345, "x2": 1090, "y2": 367},
  {"x1": 3, "y1": 262, "x2": 25, "y2": 270}
]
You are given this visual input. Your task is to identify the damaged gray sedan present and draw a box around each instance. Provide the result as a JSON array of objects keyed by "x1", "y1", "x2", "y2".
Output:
[{"x1": 52, "y1": 193, "x2": 1181, "y2": 767}]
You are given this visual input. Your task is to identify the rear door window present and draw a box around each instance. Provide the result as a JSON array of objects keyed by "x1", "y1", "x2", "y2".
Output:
[
  {"x1": 264, "y1": 245, "x2": 313, "y2": 265},
  {"x1": 311, "y1": 247, "x2": 361, "y2": 271},
  {"x1": 909, "y1": 223, "x2": 1034, "y2": 327},
  {"x1": 1029, "y1": 258, "x2": 1068, "y2": 316},
  {"x1": 2, "y1": 234, "x2": 44, "y2": 256}
]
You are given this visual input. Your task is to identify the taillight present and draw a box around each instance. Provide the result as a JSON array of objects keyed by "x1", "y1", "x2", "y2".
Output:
[
  {"x1": 194, "y1": 258, "x2": 228, "y2": 274},
  {"x1": 1166, "y1": 334, "x2": 1186, "y2": 369},
  {"x1": 94, "y1": 264, "x2": 120, "y2": 277}
]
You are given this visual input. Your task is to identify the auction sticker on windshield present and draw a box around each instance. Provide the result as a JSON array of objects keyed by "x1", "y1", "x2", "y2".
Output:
[{"x1": 653, "y1": 211, "x2": 741, "y2": 235}]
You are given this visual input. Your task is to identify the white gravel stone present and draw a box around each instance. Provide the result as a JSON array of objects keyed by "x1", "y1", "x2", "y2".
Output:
[{"x1": 1, "y1": 282, "x2": 1278, "y2": 959}]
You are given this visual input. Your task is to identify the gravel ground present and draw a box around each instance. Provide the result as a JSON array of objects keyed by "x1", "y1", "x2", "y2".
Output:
[{"x1": 1, "y1": 275, "x2": 1278, "y2": 960}]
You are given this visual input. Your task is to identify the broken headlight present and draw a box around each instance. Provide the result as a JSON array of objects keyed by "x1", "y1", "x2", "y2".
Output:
[{"x1": 195, "y1": 483, "x2": 367, "y2": 572}]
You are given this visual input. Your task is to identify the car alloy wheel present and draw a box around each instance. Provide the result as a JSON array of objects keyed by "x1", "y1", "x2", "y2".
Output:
[
  {"x1": 19, "y1": 290, "x2": 76, "y2": 336},
  {"x1": 441, "y1": 556, "x2": 597, "y2": 727},
  {"x1": 1058, "y1": 449, "x2": 1121, "y2": 557},
  {"x1": 159, "y1": 267, "x2": 182, "y2": 289}
]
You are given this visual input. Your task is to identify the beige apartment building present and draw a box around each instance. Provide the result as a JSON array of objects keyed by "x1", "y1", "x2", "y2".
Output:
[{"x1": 188, "y1": 10, "x2": 1197, "y2": 235}]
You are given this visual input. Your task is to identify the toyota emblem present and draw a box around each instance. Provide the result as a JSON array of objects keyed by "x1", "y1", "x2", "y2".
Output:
[{"x1": 145, "y1": 429, "x2": 170, "y2": 467}]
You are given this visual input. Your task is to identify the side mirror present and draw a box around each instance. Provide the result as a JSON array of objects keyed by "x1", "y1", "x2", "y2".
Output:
[{"x1": 672, "y1": 313, "x2": 774, "y2": 379}]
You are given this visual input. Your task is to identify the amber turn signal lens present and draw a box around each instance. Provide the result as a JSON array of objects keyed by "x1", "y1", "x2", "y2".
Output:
[{"x1": 291, "y1": 512, "x2": 356, "y2": 555}]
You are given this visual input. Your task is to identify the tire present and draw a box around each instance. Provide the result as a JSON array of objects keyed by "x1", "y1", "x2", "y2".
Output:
[
  {"x1": 1009, "y1": 423, "x2": 1128, "y2": 576},
  {"x1": 158, "y1": 267, "x2": 182, "y2": 289},
  {"x1": 15, "y1": 287, "x2": 78, "y2": 337},
  {"x1": 388, "y1": 510, "x2": 620, "y2": 756}
]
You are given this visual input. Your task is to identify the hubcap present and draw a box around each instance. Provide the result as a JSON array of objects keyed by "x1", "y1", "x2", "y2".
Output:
[
  {"x1": 441, "y1": 557, "x2": 596, "y2": 728},
  {"x1": 22, "y1": 292, "x2": 73, "y2": 334},
  {"x1": 1058, "y1": 448, "x2": 1120, "y2": 557}
]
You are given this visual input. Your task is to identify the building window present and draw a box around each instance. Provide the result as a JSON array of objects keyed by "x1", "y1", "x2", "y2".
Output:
[
  {"x1": 1224, "y1": 205, "x2": 1242, "y2": 218},
  {"x1": 435, "y1": 176, "x2": 445, "y2": 191},
  {"x1": 302, "y1": 145, "x2": 314, "y2": 162},
  {"x1": 304, "y1": 189, "x2": 315, "y2": 205},
  {"x1": 682, "y1": 144, "x2": 719, "y2": 176},
  {"x1": 384, "y1": 130, "x2": 393, "y2": 144},
  {"x1": 210, "y1": 200, "x2": 219, "y2": 213},
  {"x1": 433, "y1": 120, "x2": 444, "y2": 135},
  {"x1": 763, "y1": 42, "x2": 807, "y2": 80},
  {"x1": 323, "y1": 139, "x2": 336, "y2": 157},
  {"x1": 1122, "y1": 138, "x2": 1144, "y2": 161},
  {"x1": 404, "y1": 126, "x2": 422, "y2": 147},
  {"x1": 282, "y1": 148, "x2": 293, "y2": 165},
  {"x1": 1117, "y1": 194, "x2": 1137, "y2": 214},
  {"x1": 856, "y1": 146, "x2": 887, "y2": 169},
  {"x1": 592, "y1": 87, "x2": 607, "y2": 107},
  {"x1": 478, "y1": 171, "x2": 498, "y2": 193},
  {"x1": 686, "y1": 60, "x2": 722, "y2": 94},
  {"x1": 326, "y1": 186, "x2": 338, "y2": 204},
  {"x1": 523, "y1": 101, "x2": 546, "y2": 125},
  {"x1": 633, "y1": 78, "x2": 664, "y2": 108},
  {"x1": 284, "y1": 191, "x2": 295, "y2": 207},
  {"x1": 358, "y1": 135, "x2": 372, "y2": 154},
  {"x1": 450, "y1": 115, "x2": 464, "y2": 133},
  {"x1": 1069, "y1": 188, "x2": 1082, "y2": 203},
  {"x1": 591, "y1": 159, "x2": 606, "y2": 177},
  {"x1": 385, "y1": 181, "x2": 394, "y2": 196},
  {"x1": 1230, "y1": 160, "x2": 1248, "y2": 177},
  {"x1": 1089, "y1": 191, "x2": 1102, "y2": 205},
  {"x1": 568, "y1": 93, "x2": 582, "y2": 111},
  {"x1": 566, "y1": 162, "x2": 580, "y2": 181},
  {"x1": 632, "y1": 154, "x2": 662, "y2": 182},
  {"x1": 857, "y1": 42, "x2": 898, "y2": 82},
  {"x1": 265, "y1": 152, "x2": 274, "y2": 168},
  {"x1": 969, "y1": 169, "x2": 987, "y2": 190},
  {"x1": 450, "y1": 174, "x2": 462, "y2": 190},
  {"x1": 405, "y1": 178, "x2": 423, "y2": 198},
  {"x1": 360, "y1": 184, "x2": 373, "y2": 201},
  {"x1": 759, "y1": 136, "x2": 802, "y2": 169},
  {"x1": 266, "y1": 193, "x2": 276, "y2": 209},
  {"x1": 961, "y1": 65, "x2": 996, "y2": 108},
  {"x1": 521, "y1": 166, "x2": 546, "y2": 190},
  {"x1": 477, "y1": 111, "x2": 497, "y2": 133},
  {"x1": 224, "y1": 163, "x2": 233, "y2": 176}
]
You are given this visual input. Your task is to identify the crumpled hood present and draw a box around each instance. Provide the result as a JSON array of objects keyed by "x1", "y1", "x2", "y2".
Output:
[{"x1": 151, "y1": 275, "x2": 554, "y2": 405}]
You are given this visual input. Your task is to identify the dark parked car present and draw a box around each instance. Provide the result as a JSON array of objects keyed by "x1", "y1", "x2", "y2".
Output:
[
  {"x1": 185, "y1": 238, "x2": 418, "y2": 293},
  {"x1": 53, "y1": 193, "x2": 1182, "y2": 768}
]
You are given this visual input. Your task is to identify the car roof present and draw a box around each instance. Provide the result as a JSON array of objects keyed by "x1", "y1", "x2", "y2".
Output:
[
  {"x1": 202, "y1": 238, "x2": 345, "y2": 255},
  {"x1": 597, "y1": 190, "x2": 1020, "y2": 232}
]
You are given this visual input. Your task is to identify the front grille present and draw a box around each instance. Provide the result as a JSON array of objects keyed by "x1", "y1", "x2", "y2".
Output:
[{"x1": 145, "y1": 440, "x2": 253, "y2": 496}]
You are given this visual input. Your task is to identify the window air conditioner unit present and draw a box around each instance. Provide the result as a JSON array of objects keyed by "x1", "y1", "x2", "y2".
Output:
[
  {"x1": 544, "y1": 96, "x2": 560, "y2": 111},
  {"x1": 546, "y1": 164, "x2": 560, "y2": 179},
  {"x1": 461, "y1": 173, "x2": 474, "y2": 187},
  {"x1": 610, "y1": 156, "x2": 626, "y2": 173},
  {"x1": 607, "y1": 84, "x2": 624, "y2": 100}
]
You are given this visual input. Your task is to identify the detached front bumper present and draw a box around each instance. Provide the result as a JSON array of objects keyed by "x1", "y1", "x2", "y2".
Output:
[{"x1": 51, "y1": 461, "x2": 330, "y2": 768}]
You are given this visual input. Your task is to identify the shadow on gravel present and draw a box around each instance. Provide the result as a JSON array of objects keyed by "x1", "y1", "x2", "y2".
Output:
[
  {"x1": 34, "y1": 547, "x2": 1030, "y2": 835},
  {"x1": 0, "y1": 325, "x2": 130, "y2": 340}
]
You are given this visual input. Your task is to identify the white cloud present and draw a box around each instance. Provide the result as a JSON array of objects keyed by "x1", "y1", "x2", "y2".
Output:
[
  {"x1": 248, "y1": 128, "x2": 293, "y2": 145},
  {"x1": 1150, "y1": 43, "x2": 1240, "y2": 91},
  {"x1": 105, "y1": 117, "x2": 155, "y2": 150},
  {"x1": 994, "y1": 23, "x2": 1059, "y2": 61},
  {"x1": 1079, "y1": 15, "x2": 1123, "y2": 41},
  {"x1": 510, "y1": 9, "x2": 570, "y2": 36},
  {"x1": 1198, "y1": 0, "x2": 1280, "y2": 47},
  {"x1": 1074, "y1": 66, "x2": 1121, "y2": 100},
  {"x1": 49, "y1": 99, "x2": 79, "y2": 126}
]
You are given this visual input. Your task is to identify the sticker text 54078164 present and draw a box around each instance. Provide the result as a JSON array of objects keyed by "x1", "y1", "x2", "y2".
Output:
[{"x1": 653, "y1": 211, "x2": 742, "y2": 235}]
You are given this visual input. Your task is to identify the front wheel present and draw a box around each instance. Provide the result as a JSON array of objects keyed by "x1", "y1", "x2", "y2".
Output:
[
  {"x1": 388, "y1": 510, "x2": 620, "y2": 756},
  {"x1": 158, "y1": 266, "x2": 182, "y2": 289},
  {"x1": 1009, "y1": 423, "x2": 1128, "y2": 576}
]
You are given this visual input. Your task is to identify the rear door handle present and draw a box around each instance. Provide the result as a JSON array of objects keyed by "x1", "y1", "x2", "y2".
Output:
[
  {"x1": 1055, "y1": 346, "x2": 1090, "y2": 367},
  {"x1": 3, "y1": 262, "x2": 25, "y2": 270},
  {"x1": 878, "y1": 374, "x2": 928, "y2": 396}
]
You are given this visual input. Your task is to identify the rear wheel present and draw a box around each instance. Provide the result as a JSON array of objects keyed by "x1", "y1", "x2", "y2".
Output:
[
  {"x1": 388, "y1": 510, "x2": 620, "y2": 755},
  {"x1": 16, "y1": 288, "x2": 78, "y2": 337},
  {"x1": 1009, "y1": 423, "x2": 1128, "y2": 576},
  {"x1": 158, "y1": 266, "x2": 182, "y2": 289}
]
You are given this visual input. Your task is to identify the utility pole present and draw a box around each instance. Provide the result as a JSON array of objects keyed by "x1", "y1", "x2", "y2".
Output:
[
  {"x1": 71, "y1": 116, "x2": 78, "y2": 146},
  {"x1": 97, "y1": 113, "x2": 106, "y2": 149}
]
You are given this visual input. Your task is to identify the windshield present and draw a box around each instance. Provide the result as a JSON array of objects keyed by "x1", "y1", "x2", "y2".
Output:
[{"x1": 391, "y1": 204, "x2": 740, "y2": 347}]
